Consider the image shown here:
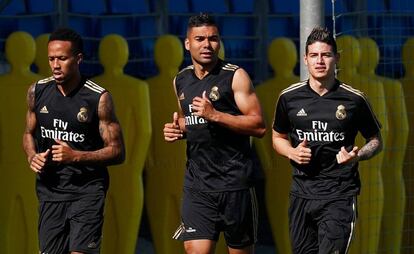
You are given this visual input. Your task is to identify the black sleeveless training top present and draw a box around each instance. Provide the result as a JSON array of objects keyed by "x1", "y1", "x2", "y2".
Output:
[
  {"x1": 175, "y1": 60, "x2": 256, "y2": 192},
  {"x1": 34, "y1": 76, "x2": 108, "y2": 201}
]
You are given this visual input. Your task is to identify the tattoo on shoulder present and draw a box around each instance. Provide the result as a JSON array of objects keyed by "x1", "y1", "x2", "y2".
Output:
[
  {"x1": 27, "y1": 83, "x2": 36, "y2": 111},
  {"x1": 98, "y1": 92, "x2": 118, "y2": 122}
]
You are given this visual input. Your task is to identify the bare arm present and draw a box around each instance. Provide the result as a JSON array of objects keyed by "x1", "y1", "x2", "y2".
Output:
[
  {"x1": 22, "y1": 83, "x2": 51, "y2": 173},
  {"x1": 272, "y1": 130, "x2": 311, "y2": 164},
  {"x1": 22, "y1": 83, "x2": 37, "y2": 163},
  {"x1": 336, "y1": 132, "x2": 382, "y2": 164},
  {"x1": 164, "y1": 78, "x2": 186, "y2": 142},
  {"x1": 174, "y1": 79, "x2": 186, "y2": 133},
  {"x1": 192, "y1": 68, "x2": 266, "y2": 137},
  {"x1": 51, "y1": 92, "x2": 126, "y2": 165},
  {"x1": 358, "y1": 132, "x2": 383, "y2": 161}
]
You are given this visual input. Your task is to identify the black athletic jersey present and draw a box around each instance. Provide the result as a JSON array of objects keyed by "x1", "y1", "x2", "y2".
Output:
[
  {"x1": 34, "y1": 76, "x2": 108, "y2": 201},
  {"x1": 273, "y1": 79, "x2": 381, "y2": 199},
  {"x1": 175, "y1": 60, "x2": 255, "y2": 192}
]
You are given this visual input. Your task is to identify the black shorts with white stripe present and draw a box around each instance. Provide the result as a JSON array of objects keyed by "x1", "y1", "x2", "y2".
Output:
[
  {"x1": 289, "y1": 195, "x2": 357, "y2": 254},
  {"x1": 173, "y1": 187, "x2": 258, "y2": 249}
]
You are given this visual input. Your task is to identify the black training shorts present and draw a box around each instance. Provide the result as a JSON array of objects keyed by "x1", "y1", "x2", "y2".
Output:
[
  {"x1": 38, "y1": 195, "x2": 105, "y2": 254},
  {"x1": 173, "y1": 187, "x2": 258, "y2": 249},
  {"x1": 289, "y1": 195, "x2": 357, "y2": 254}
]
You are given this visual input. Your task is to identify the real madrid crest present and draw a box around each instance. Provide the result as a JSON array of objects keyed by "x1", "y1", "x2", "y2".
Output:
[
  {"x1": 77, "y1": 107, "x2": 88, "y2": 122},
  {"x1": 335, "y1": 105, "x2": 346, "y2": 120},
  {"x1": 209, "y1": 86, "x2": 220, "y2": 101}
]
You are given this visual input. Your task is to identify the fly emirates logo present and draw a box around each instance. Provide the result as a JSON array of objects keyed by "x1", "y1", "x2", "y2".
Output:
[
  {"x1": 41, "y1": 119, "x2": 85, "y2": 142},
  {"x1": 185, "y1": 104, "x2": 207, "y2": 126},
  {"x1": 296, "y1": 121, "x2": 345, "y2": 142}
]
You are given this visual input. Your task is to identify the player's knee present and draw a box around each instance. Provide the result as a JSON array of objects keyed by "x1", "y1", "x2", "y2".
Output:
[{"x1": 184, "y1": 240, "x2": 215, "y2": 254}]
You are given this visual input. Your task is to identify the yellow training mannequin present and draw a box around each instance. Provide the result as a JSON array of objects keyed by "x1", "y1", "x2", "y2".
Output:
[
  {"x1": 337, "y1": 35, "x2": 388, "y2": 254},
  {"x1": 219, "y1": 40, "x2": 225, "y2": 60},
  {"x1": 145, "y1": 34, "x2": 186, "y2": 254},
  {"x1": 358, "y1": 37, "x2": 408, "y2": 253},
  {"x1": 254, "y1": 37, "x2": 299, "y2": 254},
  {"x1": 0, "y1": 31, "x2": 43, "y2": 254},
  {"x1": 401, "y1": 37, "x2": 414, "y2": 253},
  {"x1": 92, "y1": 34, "x2": 152, "y2": 254},
  {"x1": 34, "y1": 33, "x2": 51, "y2": 77}
]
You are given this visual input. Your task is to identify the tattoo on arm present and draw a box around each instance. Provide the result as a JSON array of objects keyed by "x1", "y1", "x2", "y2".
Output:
[
  {"x1": 64, "y1": 92, "x2": 125, "y2": 166},
  {"x1": 96, "y1": 92, "x2": 125, "y2": 165},
  {"x1": 357, "y1": 132, "x2": 383, "y2": 161},
  {"x1": 98, "y1": 92, "x2": 118, "y2": 147},
  {"x1": 27, "y1": 83, "x2": 36, "y2": 112},
  {"x1": 23, "y1": 83, "x2": 38, "y2": 162}
]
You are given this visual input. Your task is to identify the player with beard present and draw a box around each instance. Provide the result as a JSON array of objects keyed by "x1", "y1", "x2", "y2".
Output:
[
  {"x1": 164, "y1": 13, "x2": 265, "y2": 254},
  {"x1": 23, "y1": 28, "x2": 125, "y2": 254}
]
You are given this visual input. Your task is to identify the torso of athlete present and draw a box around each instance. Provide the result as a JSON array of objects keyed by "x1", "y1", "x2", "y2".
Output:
[
  {"x1": 175, "y1": 60, "x2": 256, "y2": 192},
  {"x1": 34, "y1": 76, "x2": 108, "y2": 201},
  {"x1": 273, "y1": 79, "x2": 381, "y2": 199}
]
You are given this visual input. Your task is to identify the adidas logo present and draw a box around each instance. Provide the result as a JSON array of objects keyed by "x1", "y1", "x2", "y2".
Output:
[
  {"x1": 40, "y1": 106, "x2": 49, "y2": 113},
  {"x1": 87, "y1": 242, "x2": 97, "y2": 248},
  {"x1": 179, "y1": 93, "x2": 185, "y2": 100},
  {"x1": 186, "y1": 227, "x2": 197, "y2": 233},
  {"x1": 296, "y1": 108, "x2": 307, "y2": 116}
]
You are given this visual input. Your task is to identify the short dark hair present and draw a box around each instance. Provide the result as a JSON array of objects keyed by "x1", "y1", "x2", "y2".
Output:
[
  {"x1": 187, "y1": 13, "x2": 218, "y2": 31},
  {"x1": 305, "y1": 27, "x2": 337, "y2": 54},
  {"x1": 48, "y1": 28, "x2": 83, "y2": 55}
]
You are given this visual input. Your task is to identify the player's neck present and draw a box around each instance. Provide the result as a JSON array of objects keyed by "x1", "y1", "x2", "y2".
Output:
[
  {"x1": 57, "y1": 73, "x2": 82, "y2": 96},
  {"x1": 193, "y1": 59, "x2": 218, "y2": 80},
  {"x1": 308, "y1": 76, "x2": 336, "y2": 96}
]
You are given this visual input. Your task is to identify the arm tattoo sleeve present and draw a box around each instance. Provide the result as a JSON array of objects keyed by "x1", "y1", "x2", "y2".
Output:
[{"x1": 357, "y1": 132, "x2": 383, "y2": 161}]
